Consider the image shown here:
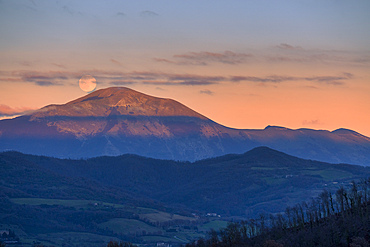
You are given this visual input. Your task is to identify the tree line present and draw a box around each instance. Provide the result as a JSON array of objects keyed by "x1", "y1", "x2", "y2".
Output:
[{"x1": 185, "y1": 178, "x2": 370, "y2": 247}]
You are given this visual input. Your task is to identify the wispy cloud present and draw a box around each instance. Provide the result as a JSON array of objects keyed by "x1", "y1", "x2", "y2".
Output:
[
  {"x1": 140, "y1": 10, "x2": 159, "y2": 17},
  {"x1": 51, "y1": 63, "x2": 67, "y2": 69},
  {"x1": 303, "y1": 73, "x2": 353, "y2": 86},
  {"x1": 155, "y1": 45, "x2": 370, "y2": 69},
  {"x1": 200, "y1": 89, "x2": 214, "y2": 95},
  {"x1": 18, "y1": 71, "x2": 69, "y2": 86},
  {"x1": 110, "y1": 59, "x2": 122, "y2": 66},
  {"x1": 0, "y1": 104, "x2": 35, "y2": 117},
  {"x1": 109, "y1": 81, "x2": 135, "y2": 86},
  {"x1": 155, "y1": 51, "x2": 254, "y2": 65},
  {"x1": 231, "y1": 73, "x2": 352, "y2": 86},
  {"x1": 270, "y1": 44, "x2": 370, "y2": 66},
  {"x1": 109, "y1": 72, "x2": 224, "y2": 86},
  {"x1": 230, "y1": 75, "x2": 296, "y2": 83},
  {"x1": 275, "y1": 43, "x2": 303, "y2": 50},
  {"x1": 19, "y1": 61, "x2": 32, "y2": 67},
  {"x1": 302, "y1": 119, "x2": 322, "y2": 126}
]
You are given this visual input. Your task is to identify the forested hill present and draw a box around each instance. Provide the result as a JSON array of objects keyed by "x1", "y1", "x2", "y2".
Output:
[
  {"x1": 186, "y1": 179, "x2": 370, "y2": 247},
  {"x1": 1, "y1": 147, "x2": 370, "y2": 217}
]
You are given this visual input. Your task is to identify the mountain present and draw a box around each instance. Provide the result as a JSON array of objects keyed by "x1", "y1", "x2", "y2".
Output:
[{"x1": 1, "y1": 86, "x2": 370, "y2": 165}]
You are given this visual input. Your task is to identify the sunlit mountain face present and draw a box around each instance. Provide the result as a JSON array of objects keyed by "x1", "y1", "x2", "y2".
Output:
[{"x1": 1, "y1": 87, "x2": 370, "y2": 165}]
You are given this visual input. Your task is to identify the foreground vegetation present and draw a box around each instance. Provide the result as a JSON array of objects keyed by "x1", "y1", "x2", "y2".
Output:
[{"x1": 186, "y1": 179, "x2": 370, "y2": 247}]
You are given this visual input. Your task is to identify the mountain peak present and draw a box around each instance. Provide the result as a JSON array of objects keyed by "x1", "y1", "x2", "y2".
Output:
[{"x1": 32, "y1": 87, "x2": 207, "y2": 119}]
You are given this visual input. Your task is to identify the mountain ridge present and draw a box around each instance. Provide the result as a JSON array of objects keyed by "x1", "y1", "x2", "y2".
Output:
[{"x1": 1, "y1": 86, "x2": 370, "y2": 165}]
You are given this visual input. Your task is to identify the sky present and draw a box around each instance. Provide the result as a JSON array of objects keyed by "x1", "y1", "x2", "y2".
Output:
[{"x1": 1, "y1": 0, "x2": 370, "y2": 136}]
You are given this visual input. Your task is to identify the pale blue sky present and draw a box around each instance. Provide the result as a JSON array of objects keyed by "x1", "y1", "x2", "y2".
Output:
[{"x1": 1, "y1": 0, "x2": 369, "y2": 52}]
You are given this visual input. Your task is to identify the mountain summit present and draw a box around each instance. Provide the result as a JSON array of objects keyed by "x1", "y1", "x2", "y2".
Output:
[
  {"x1": 32, "y1": 87, "x2": 207, "y2": 119},
  {"x1": 1, "y1": 87, "x2": 370, "y2": 165}
]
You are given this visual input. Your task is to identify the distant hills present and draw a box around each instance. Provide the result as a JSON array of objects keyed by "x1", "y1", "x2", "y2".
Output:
[
  {"x1": 1, "y1": 86, "x2": 370, "y2": 165},
  {"x1": 1, "y1": 147, "x2": 369, "y2": 217}
]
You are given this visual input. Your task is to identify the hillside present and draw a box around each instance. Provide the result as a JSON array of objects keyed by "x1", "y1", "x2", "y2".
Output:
[{"x1": 1, "y1": 148, "x2": 370, "y2": 246}]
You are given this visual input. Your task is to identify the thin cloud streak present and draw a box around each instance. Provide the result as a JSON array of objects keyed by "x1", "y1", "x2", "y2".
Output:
[
  {"x1": 140, "y1": 10, "x2": 159, "y2": 17},
  {"x1": 156, "y1": 46, "x2": 370, "y2": 67},
  {"x1": 275, "y1": 43, "x2": 303, "y2": 50},
  {"x1": 200, "y1": 90, "x2": 214, "y2": 95},
  {"x1": 156, "y1": 51, "x2": 254, "y2": 65},
  {"x1": 302, "y1": 119, "x2": 322, "y2": 126},
  {"x1": 231, "y1": 73, "x2": 352, "y2": 85},
  {"x1": 110, "y1": 59, "x2": 122, "y2": 66}
]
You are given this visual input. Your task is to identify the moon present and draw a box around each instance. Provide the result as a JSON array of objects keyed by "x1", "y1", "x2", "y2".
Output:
[{"x1": 79, "y1": 75, "x2": 97, "y2": 93}]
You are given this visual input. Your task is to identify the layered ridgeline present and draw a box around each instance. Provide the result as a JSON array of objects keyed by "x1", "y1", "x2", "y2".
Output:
[{"x1": 0, "y1": 87, "x2": 370, "y2": 165}]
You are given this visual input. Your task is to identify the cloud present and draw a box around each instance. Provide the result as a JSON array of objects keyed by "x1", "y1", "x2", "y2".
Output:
[
  {"x1": 140, "y1": 10, "x2": 159, "y2": 17},
  {"x1": 230, "y1": 75, "x2": 296, "y2": 83},
  {"x1": 142, "y1": 80, "x2": 217, "y2": 86},
  {"x1": 62, "y1": 5, "x2": 75, "y2": 15},
  {"x1": 110, "y1": 59, "x2": 122, "y2": 66},
  {"x1": 109, "y1": 81, "x2": 135, "y2": 86},
  {"x1": 105, "y1": 72, "x2": 223, "y2": 86},
  {"x1": 19, "y1": 71, "x2": 69, "y2": 86},
  {"x1": 51, "y1": 63, "x2": 67, "y2": 69},
  {"x1": 0, "y1": 69, "x2": 353, "y2": 89},
  {"x1": 156, "y1": 46, "x2": 370, "y2": 68},
  {"x1": 19, "y1": 61, "x2": 32, "y2": 67},
  {"x1": 200, "y1": 89, "x2": 214, "y2": 95},
  {"x1": 116, "y1": 12, "x2": 125, "y2": 17},
  {"x1": 271, "y1": 44, "x2": 370, "y2": 66},
  {"x1": 276, "y1": 43, "x2": 303, "y2": 50},
  {"x1": 0, "y1": 104, "x2": 36, "y2": 117},
  {"x1": 0, "y1": 70, "x2": 80, "y2": 86},
  {"x1": 230, "y1": 73, "x2": 352, "y2": 86},
  {"x1": 155, "y1": 51, "x2": 254, "y2": 65},
  {"x1": 303, "y1": 73, "x2": 353, "y2": 85},
  {"x1": 302, "y1": 119, "x2": 322, "y2": 126}
]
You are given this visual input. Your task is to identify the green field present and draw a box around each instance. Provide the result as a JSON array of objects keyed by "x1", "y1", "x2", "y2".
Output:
[
  {"x1": 139, "y1": 211, "x2": 196, "y2": 223},
  {"x1": 198, "y1": 220, "x2": 229, "y2": 232},
  {"x1": 99, "y1": 218, "x2": 160, "y2": 234},
  {"x1": 9, "y1": 198, "x2": 125, "y2": 209},
  {"x1": 303, "y1": 168, "x2": 353, "y2": 180}
]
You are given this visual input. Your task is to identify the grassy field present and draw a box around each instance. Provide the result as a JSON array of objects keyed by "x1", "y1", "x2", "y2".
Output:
[
  {"x1": 35, "y1": 232, "x2": 121, "y2": 247},
  {"x1": 98, "y1": 218, "x2": 160, "y2": 234},
  {"x1": 198, "y1": 220, "x2": 229, "y2": 232},
  {"x1": 9, "y1": 197, "x2": 126, "y2": 209},
  {"x1": 303, "y1": 168, "x2": 353, "y2": 180},
  {"x1": 139, "y1": 211, "x2": 196, "y2": 223}
]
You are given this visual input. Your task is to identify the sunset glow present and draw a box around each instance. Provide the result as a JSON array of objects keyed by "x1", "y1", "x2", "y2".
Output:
[{"x1": 1, "y1": 1, "x2": 369, "y2": 136}]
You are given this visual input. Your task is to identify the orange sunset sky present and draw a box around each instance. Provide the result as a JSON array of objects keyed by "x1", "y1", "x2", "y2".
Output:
[{"x1": 1, "y1": 1, "x2": 370, "y2": 137}]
